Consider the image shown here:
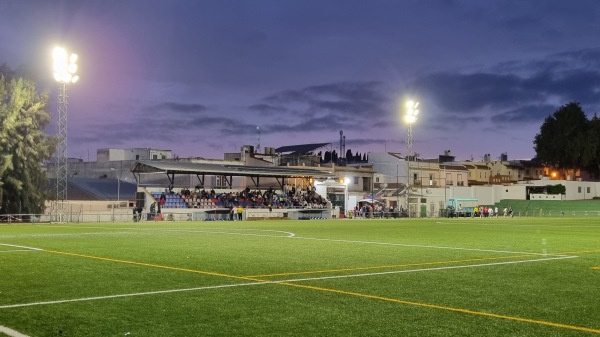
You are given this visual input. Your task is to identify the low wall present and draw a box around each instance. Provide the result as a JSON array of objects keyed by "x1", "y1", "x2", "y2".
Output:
[{"x1": 9, "y1": 206, "x2": 335, "y2": 224}]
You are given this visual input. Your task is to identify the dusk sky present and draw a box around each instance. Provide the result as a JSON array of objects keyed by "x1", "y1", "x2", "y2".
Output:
[{"x1": 2, "y1": 0, "x2": 600, "y2": 161}]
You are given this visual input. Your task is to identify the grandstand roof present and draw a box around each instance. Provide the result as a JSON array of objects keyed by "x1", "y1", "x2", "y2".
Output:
[
  {"x1": 46, "y1": 178, "x2": 138, "y2": 201},
  {"x1": 274, "y1": 143, "x2": 331, "y2": 154},
  {"x1": 71, "y1": 178, "x2": 137, "y2": 200},
  {"x1": 131, "y1": 160, "x2": 334, "y2": 179}
]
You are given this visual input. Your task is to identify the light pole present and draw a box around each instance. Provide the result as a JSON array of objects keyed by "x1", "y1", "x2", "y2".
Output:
[
  {"x1": 52, "y1": 47, "x2": 79, "y2": 218},
  {"x1": 404, "y1": 100, "x2": 419, "y2": 218},
  {"x1": 396, "y1": 162, "x2": 399, "y2": 212},
  {"x1": 371, "y1": 162, "x2": 375, "y2": 205},
  {"x1": 111, "y1": 167, "x2": 121, "y2": 203}
]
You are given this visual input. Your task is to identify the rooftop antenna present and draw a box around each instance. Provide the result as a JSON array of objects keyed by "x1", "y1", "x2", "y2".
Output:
[
  {"x1": 256, "y1": 126, "x2": 261, "y2": 153},
  {"x1": 339, "y1": 130, "x2": 343, "y2": 158}
]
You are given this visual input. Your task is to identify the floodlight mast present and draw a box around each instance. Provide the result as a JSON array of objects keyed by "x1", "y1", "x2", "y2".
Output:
[
  {"x1": 52, "y1": 47, "x2": 79, "y2": 221},
  {"x1": 404, "y1": 100, "x2": 419, "y2": 218}
]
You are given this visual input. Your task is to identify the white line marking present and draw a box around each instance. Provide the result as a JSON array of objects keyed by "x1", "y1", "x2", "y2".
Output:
[
  {"x1": 34, "y1": 225, "x2": 298, "y2": 238},
  {"x1": 0, "y1": 244, "x2": 42, "y2": 251},
  {"x1": 0, "y1": 250, "x2": 36, "y2": 253},
  {"x1": 0, "y1": 255, "x2": 576, "y2": 310},
  {"x1": 278, "y1": 255, "x2": 577, "y2": 283},
  {"x1": 0, "y1": 282, "x2": 267, "y2": 309},
  {"x1": 14, "y1": 225, "x2": 571, "y2": 256},
  {"x1": 154, "y1": 228, "x2": 296, "y2": 238},
  {"x1": 0, "y1": 232, "x2": 143, "y2": 239},
  {"x1": 435, "y1": 221, "x2": 600, "y2": 228},
  {"x1": 39, "y1": 225, "x2": 561, "y2": 256},
  {"x1": 0, "y1": 325, "x2": 31, "y2": 337},
  {"x1": 289, "y1": 236, "x2": 568, "y2": 257}
]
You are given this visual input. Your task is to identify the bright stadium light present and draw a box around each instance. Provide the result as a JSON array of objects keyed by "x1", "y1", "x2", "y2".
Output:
[
  {"x1": 404, "y1": 100, "x2": 419, "y2": 124},
  {"x1": 53, "y1": 47, "x2": 79, "y2": 84}
]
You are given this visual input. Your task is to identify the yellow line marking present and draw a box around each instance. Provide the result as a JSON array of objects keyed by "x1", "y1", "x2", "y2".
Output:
[
  {"x1": 246, "y1": 254, "x2": 541, "y2": 278},
  {"x1": 278, "y1": 282, "x2": 600, "y2": 335},
  {"x1": 41, "y1": 249, "x2": 600, "y2": 334},
  {"x1": 43, "y1": 249, "x2": 260, "y2": 283},
  {"x1": 555, "y1": 249, "x2": 600, "y2": 255},
  {"x1": 551, "y1": 249, "x2": 600, "y2": 270}
]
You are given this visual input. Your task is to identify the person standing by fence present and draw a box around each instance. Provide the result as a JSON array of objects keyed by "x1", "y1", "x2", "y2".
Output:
[{"x1": 237, "y1": 205, "x2": 243, "y2": 221}]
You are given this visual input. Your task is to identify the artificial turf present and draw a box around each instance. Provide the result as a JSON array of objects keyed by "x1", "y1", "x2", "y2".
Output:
[{"x1": 0, "y1": 217, "x2": 599, "y2": 336}]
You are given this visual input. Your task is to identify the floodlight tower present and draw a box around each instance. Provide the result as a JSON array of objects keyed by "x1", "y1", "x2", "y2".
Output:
[
  {"x1": 256, "y1": 126, "x2": 261, "y2": 153},
  {"x1": 52, "y1": 47, "x2": 79, "y2": 208},
  {"x1": 404, "y1": 100, "x2": 419, "y2": 217}
]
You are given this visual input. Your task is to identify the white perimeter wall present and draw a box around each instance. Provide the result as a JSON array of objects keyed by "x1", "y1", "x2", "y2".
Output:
[{"x1": 447, "y1": 185, "x2": 525, "y2": 205}]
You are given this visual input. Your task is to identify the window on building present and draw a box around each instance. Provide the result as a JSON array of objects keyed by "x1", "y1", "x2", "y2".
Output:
[
  {"x1": 578, "y1": 187, "x2": 582, "y2": 193},
  {"x1": 362, "y1": 177, "x2": 370, "y2": 191},
  {"x1": 152, "y1": 154, "x2": 157, "y2": 160},
  {"x1": 429, "y1": 174, "x2": 434, "y2": 186},
  {"x1": 353, "y1": 177, "x2": 358, "y2": 184},
  {"x1": 135, "y1": 155, "x2": 140, "y2": 160},
  {"x1": 587, "y1": 187, "x2": 591, "y2": 193}
]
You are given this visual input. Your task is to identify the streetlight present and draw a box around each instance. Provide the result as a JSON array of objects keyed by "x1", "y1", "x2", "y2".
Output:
[
  {"x1": 52, "y1": 47, "x2": 79, "y2": 212},
  {"x1": 404, "y1": 100, "x2": 419, "y2": 218},
  {"x1": 110, "y1": 167, "x2": 121, "y2": 203}
]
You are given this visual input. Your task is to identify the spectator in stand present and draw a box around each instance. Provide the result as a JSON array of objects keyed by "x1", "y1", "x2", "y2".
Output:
[
  {"x1": 150, "y1": 202, "x2": 157, "y2": 217},
  {"x1": 160, "y1": 193, "x2": 166, "y2": 207},
  {"x1": 155, "y1": 203, "x2": 162, "y2": 221},
  {"x1": 237, "y1": 205, "x2": 244, "y2": 220}
]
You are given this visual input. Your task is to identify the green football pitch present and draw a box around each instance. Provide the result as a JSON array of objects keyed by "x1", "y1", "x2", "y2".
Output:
[{"x1": 1, "y1": 218, "x2": 599, "y2": 336}]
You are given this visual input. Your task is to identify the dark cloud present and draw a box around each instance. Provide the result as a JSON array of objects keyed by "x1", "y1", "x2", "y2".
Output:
[
  {"x1": 410, "y1": 72, "x2": 538, "y2": 113},
  {"x1": 490, "y1": 104, "x2": 557, "y2": 124},
  {"x1": 148, "y1": 102, "x2": 208, "y2": 114},
  {"x1": 262, "y1": 81, "x2": 389, "y2": 118},
  {"x1": 15, "y1": 0, "x2": 598, "y2": 161},
  {"x1": 345, "y1": 138, "x2": 396, "y2": 148},
  {"x1": 223, "y1": 114, "x2": 347, "y2": 136},
  {"x1": 247, "y1": 103, "x2": 287, "y2": 115},
  {"x1": 408, "y1": 47, "x2": 600, "y2": 130},
  {"x1": 429, "y1": 114, "x2": 486, "y2": 131}
]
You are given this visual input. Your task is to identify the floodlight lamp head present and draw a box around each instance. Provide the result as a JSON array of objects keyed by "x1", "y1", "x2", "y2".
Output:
[
  {"x1": 53, "y1": 47, "x2": 66, "y2": 61},
  {"x1": 52, "y1": 47, "x2": 79, "y2": 84}
]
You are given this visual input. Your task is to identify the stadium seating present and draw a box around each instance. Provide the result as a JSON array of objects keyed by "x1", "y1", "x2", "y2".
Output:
[{"x1": 151, "y1": 192, "x2": 188, "y2": 209}]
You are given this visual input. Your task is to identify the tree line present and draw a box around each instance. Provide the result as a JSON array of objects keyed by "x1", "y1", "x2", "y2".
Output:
[
  {"x1": 317, "y1": 150, "x2": 369, "y2": 164},
  {"x1": 534, "y1": 102, "x2": 600, "y2": 179},
  {"x1": 0, "y1": 64, "x2": 54, "y2": 215}
]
